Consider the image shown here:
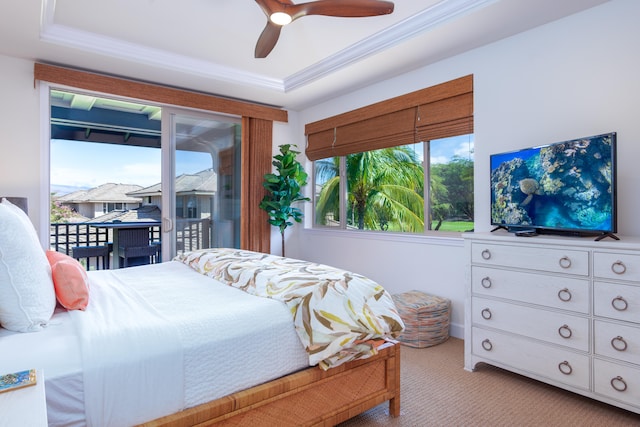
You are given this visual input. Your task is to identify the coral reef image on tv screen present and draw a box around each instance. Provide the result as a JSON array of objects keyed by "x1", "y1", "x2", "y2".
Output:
[{"x1": 490, "y1": 133, "x2": 615, "y2": 233}]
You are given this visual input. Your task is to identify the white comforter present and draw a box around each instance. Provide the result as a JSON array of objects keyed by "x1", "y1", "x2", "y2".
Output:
[
  {"x1": 71, "y1": 265, "x2": 185, "y2": 426},
  {"x1": 4, "y1": 261, "x2": 309, "y2": 427}
]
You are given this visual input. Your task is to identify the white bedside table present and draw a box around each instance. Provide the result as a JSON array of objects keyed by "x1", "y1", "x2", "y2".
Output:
[{"x1": 0, "y1": 369, "x2": 48, "y2": 427}]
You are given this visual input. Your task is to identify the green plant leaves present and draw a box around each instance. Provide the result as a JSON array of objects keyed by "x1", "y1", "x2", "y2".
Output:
[{"x1": 259, "y1": 144, "x2": 310, "y2": 254}]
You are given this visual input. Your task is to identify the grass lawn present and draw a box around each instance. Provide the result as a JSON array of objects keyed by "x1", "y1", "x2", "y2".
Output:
[{"x1": 432, "y1": 221, "x2": 474, "y2": 232}]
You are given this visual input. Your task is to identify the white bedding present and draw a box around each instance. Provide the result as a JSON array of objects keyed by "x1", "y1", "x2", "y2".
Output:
[
  {"x1": 0, "y1": 261, "x2": 309, "y2": 426},
  {"x1": 72, "y1": 265, "x2": 185, "y2": 426}
]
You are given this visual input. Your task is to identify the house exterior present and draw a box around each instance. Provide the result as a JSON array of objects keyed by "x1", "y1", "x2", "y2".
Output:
[
  {"x1": 89, "y1": 204, "x2": 161, "y2": 224},
  {"x1": 1, "y1": 0, "x2": 639, "y2": 339},
  {"x1": 127, "y1": 169, "x2": 216, "y2": 220},
  {"x1": 55, "y1": 183, "x2": 143, "y2": 219}
]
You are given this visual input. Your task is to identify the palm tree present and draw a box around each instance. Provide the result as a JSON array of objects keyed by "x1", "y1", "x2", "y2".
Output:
[
  {"x1": 428, "y1": 172, "x2": 451, "y2": 230},
  {"x1": 314, "y1": 157, "x2": 341, "y2": 225},
  {"x1": 315, "y1": 146, "x2": 424, "y2": 232}
]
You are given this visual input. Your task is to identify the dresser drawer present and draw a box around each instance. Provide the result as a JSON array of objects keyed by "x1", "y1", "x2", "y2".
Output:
[
  {"x1": 594, "y1": 281, "x2": 640, "y2": 324},
  {"x1": 472, "y1": 327, "x2": 590, "y2": 390},
  {"x1": 594, "y1": 320, "x2": 640, "y2": 365},
  {"x1": 471, "y1": 243, "x2": 588, "y2": 276},
  {"x1": 594, "y1": 358, "x2": 640, "y2": 409},
  {"x1": 472, "y1": 297, "x2": 589, "y2": 351},
  {"x1": 594, "y1": 251, "x2": 640, "y2": 282},
  {"x1": 471, "y1": 266, "x2": 589, "y2": 314}
]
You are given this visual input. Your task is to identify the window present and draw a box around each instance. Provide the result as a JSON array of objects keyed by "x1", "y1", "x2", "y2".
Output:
[
  {"x1": 185, "y1": 196, "x2": 197, "y2": 219},
  {"x1": 428, "y1": 135, "x2": 474, "y2": 232},
  {"x1": 103, "y1": 203, "x2": 124, "y2": 213},
  {"x1": 307, "y1": 75, "x2": 474, "y2": 234},
  {"x1": 313, "y1": 135, "x2": 473, "y2": 233}
]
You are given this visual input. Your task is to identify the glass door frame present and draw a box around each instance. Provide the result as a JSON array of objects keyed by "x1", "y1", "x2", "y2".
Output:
[
  {"x1": 160, "y1": 107, "x2": 242, "y2": 262},
  {"x1": 42, "y1": 83, "x2": 242, "y2": 261}
]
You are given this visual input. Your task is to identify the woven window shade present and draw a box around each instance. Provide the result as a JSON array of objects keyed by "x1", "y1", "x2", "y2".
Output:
[
  {"x1": 416, "y1": 92, "x2": 473, "y2": 142},
  {"x1": 305, "y1": 75, "x2": 473, "y2": 161}
]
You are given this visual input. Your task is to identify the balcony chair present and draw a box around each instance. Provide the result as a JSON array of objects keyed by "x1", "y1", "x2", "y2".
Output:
[
  {"x1": 71, "y1": 244, "x2": 111, "y2": 270},
  {"x1": 118, "y1": 244, "x2": 160, "y2": 268}
]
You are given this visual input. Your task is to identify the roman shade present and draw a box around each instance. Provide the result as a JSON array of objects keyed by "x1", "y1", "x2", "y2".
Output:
[{"x1": 305, "y1": 75, "x2": 473, "y2": 161}]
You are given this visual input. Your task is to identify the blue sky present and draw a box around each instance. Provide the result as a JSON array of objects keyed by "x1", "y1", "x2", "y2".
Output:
[
  {"x1": 428, "y1": 134, "x2": 474, "y2": 164},
  {"x1": 50, "y1": 140, "x2": 211, "y2": 191}
]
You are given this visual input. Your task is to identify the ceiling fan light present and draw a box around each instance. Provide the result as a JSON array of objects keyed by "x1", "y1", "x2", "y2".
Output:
[{"x1": 270, "y1": 12, "x2": 292, "y2": 26}]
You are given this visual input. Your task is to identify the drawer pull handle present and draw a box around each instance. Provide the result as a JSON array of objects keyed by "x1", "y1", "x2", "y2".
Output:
[
  {"x1": 611, "y1": 376, "x2": 628, "y2": 392},
  {"x1": 612, "y1": 296, "x2": 629, "y2": 311},
  {"x1": 481, "y1": 339, "x2": 493, "y2": 351},
  {"x1": 558, "y1": 361, "x2": 573, "y2": 375},
  {"x1": 558, "y1": 324, "x2": 573, "y2": 339},
  {"x1": 481, "y1": 277, "x2": 492, "y2": 289},
  {"x1": 611, "y1": 336, "x2": 628, "y2": 352},
  {"x1": 611, "y1": 260, "x2": 626, "y2": 275},
  {"x1": 481, "y1": 249, "x2": 491, "y2": 260},
  {"x1": 481, "y1": 308, "x2": 492, "y2": 320},
  {"x1": 557, "y1": 288, "x2": 572, "y2": 302},
  {"x1": 558, "y1": 256, "x2": 572, "y2": 269}
]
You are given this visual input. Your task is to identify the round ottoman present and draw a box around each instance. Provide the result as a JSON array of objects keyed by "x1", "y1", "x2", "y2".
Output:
[{"x1": 392, "y1": 290, "x2": 451, "y2": 348}]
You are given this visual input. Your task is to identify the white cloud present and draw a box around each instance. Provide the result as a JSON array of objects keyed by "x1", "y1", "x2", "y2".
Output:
[
  {"x1": 430, "y1": 155, "x2": 450, "y2": 165},
  {"x1": 453, "y1": 141, "x2": 474, "y2": 159}
]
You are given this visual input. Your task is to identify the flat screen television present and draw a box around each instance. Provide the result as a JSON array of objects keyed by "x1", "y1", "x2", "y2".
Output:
[{"x1": 490, "y1": 132, "x2": 617, "y2": 240}]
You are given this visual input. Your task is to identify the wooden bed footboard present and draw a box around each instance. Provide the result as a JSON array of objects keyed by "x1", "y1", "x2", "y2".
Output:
[{"x1": 141, "y1": 344, "x2": 401, "y2": 427}]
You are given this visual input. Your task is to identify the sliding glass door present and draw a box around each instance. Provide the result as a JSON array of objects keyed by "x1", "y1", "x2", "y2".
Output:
[
  {"x1": 161, "y1": 109, "x2": 242, "y2": 260},
  {"x1": 49, "y1": 89, "x2": 242, "y2": 266}
]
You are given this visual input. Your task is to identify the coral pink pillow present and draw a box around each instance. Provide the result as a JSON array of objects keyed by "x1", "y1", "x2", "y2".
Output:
[{"x1": 46, "y1": 251, "x2": 90, "y2": 310}]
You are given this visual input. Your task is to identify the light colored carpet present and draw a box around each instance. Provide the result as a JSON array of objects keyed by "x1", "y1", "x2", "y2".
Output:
[{"x1": 339, "y1": 338, "x2": 640, "y2": 427}]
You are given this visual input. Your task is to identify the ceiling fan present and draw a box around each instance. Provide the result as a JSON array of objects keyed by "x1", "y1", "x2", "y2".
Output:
[{"x1": 254, "y1": 0, "x2": 395, "y2": 58}]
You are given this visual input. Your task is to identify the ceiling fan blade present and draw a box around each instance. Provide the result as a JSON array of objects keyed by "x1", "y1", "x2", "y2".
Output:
[
  {"x1": 255, "y1": 21, "x2": 283, "y2": 58},
  {"x1": 288, "y1": 0, "x2": 394, "y2": 20},
  {"x1": 252, "y1": 0, "x2": 394, "y2": 58}
]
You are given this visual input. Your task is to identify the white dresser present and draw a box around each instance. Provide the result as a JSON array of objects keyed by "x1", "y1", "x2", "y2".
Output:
[{"x1": 464, "y1": 232, "x2": 640, "y2": 414}]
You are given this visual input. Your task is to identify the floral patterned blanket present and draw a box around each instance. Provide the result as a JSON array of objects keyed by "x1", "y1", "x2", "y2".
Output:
[{"x1": 174, "y1": 248, "x2": 404, "y2": 370}]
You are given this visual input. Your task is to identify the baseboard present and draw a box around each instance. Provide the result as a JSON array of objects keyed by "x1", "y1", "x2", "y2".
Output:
[{"x1": 450, "y1": 322, "x2": 463, "y2": 340}]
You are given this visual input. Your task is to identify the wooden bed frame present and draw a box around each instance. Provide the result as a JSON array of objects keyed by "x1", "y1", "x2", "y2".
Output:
[{"x1": 141, "y1": 344, "x2": 401, "y2": 427}]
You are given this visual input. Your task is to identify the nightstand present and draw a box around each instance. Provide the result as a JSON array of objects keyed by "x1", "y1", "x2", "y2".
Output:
[{"x1": 0, "y1": 369, "x2": 48, "y2": 426}]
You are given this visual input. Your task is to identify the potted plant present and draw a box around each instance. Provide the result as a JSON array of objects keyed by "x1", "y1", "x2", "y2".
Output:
[{"x1": 259, "y1": 144, "x2": 310, "y2": 256}]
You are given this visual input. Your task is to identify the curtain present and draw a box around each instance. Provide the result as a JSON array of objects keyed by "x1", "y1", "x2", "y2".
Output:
[{"x1": 241, "y1": 117, "x2": 272, "y2": 253}]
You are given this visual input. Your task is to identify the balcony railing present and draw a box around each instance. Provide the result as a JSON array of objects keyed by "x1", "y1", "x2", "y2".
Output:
[
  {"x1": 50, "y1": 218, "x2": 211, "y2": 269},
  {"x1": 50, "y1": 222, "x2": 160, "y2": 255}
]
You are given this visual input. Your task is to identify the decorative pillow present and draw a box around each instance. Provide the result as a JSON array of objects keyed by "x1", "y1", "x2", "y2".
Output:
[
  {"x1": 45, "y1": 251, "x2": 90, "y2": 310},
  {"x1": 0, "y1": 198, "x2": 56, "y2": 332}
]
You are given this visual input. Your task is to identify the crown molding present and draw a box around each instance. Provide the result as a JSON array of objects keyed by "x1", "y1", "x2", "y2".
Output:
[
  {"x1": 39, "y1": 0, "x2": 496, "y2": 94},
  {"x1": 284, "y1": 0, "x2": 497, "y2": 92},
  {"x1": 39, "y1": 0, "x2": 284, "y2": 91}
]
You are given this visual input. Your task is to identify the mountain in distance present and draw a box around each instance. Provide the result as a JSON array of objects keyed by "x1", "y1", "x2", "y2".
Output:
[{"x1": 51, "y1": 184, "x2": 90, "y2": 197}]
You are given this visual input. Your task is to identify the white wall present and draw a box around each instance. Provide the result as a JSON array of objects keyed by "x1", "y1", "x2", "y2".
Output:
[
  {"x1": 0, "y1": 55, "x2": 43, "y2": 228},
  {"x1": 1, "y1": 0, "x2": 638, "y2": 339},
  {"x1": 283, "y1": 0, "x2": 640, "y2": 338}
]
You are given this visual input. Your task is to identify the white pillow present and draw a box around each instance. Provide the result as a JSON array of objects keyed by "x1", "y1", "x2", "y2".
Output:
[{"x1": 0, "y1": 198, "x2": 56, "y2": 332}]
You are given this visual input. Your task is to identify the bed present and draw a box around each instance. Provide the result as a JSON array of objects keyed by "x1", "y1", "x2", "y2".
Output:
[{"x1": 0, "y1": 198, "x2": 404, "y2": 426}]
